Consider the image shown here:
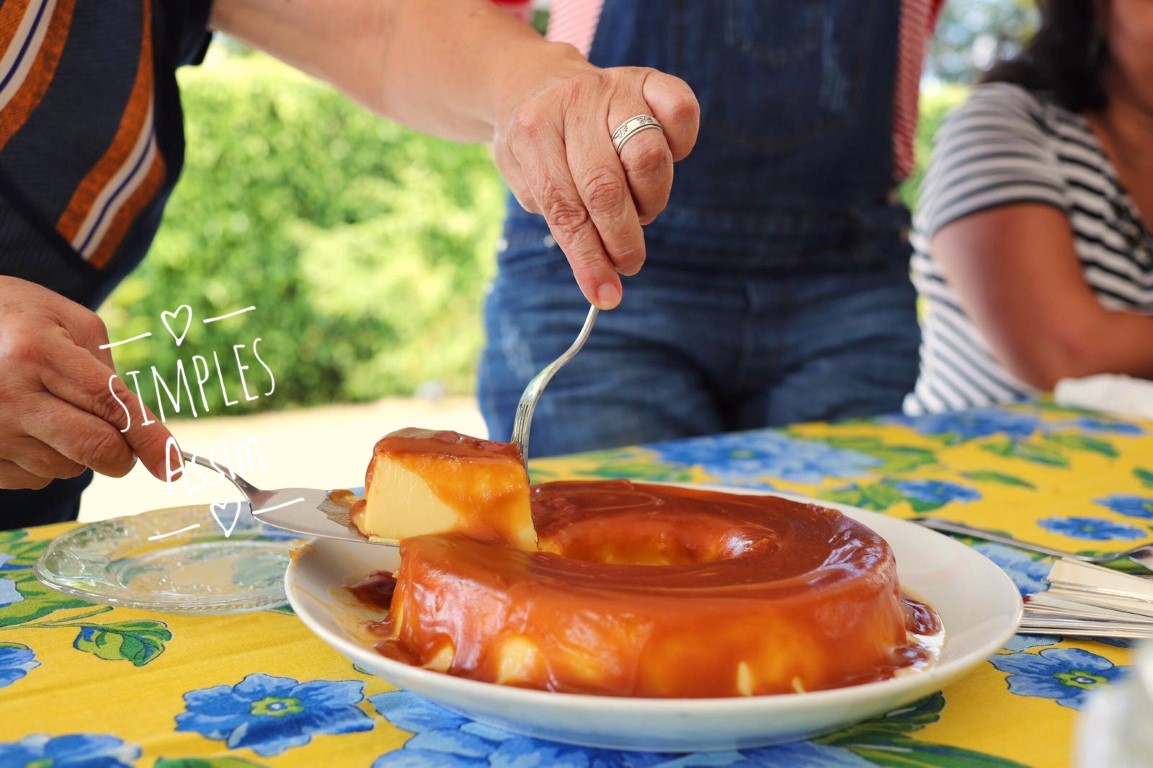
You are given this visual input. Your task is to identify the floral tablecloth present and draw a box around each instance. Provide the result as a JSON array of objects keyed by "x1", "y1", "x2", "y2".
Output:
[{"x1": 1, "y1": 401, "x2": 1149, "y2": 767}]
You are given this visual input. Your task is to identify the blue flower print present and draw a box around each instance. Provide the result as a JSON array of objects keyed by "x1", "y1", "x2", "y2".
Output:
[
  {"x1": 0, "y1": 554, "x2": 23, "y2": 609},
  {"x1": 649, "y1": 432, "x2": 880, "y2": 486},
  {"x1": 0, "y1": 550, "x2": 24, "y2": 573},
  {"x1": 891, "y1": 480, "x2": 981, "y2": 506},
  {"x1": 177, "y1": 673, "x2": 374, "y2": 756},
  {"x1": 971, "y1": 543, "x2": 1050, "y2": 597},
  {"x1": 369, "y1": 690, "x2": 869, "y2": 767},
  {"x1": 0, "y1": 643, "x2": 38, "y2": 688},
  {"x1": 0, "y1": 577, "x2": 21, "y2": 609},
  {"x1": 1004, "y1": 634, "x2": 1060, "y2": 652},
  {"x1": 0, "y1": 733, "x2": 140, "y2": 767},
  {"x1": 880, "y1": 409, "x2": 1042, "y2": 442},
  {"x1": 1037, "y1": 516, "x2": 1147, "y2": 542},
  {"x1": 1094, "y1": 494, "x2": 1153, "y2": 521},
  {"x1": 990, "y1": 648, "x2": 1124, "y2": 710},
  {"x1": 1060, "y1": 417, "x2": 1144, "y2": 435}
]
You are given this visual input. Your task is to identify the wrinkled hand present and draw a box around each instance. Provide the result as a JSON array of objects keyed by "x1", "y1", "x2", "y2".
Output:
[
  {"x1": 0, "y1": 277, "x2": 176, "y2": 490},
  {"x1": 491, "y1": 64, "x2": 699, "y2": 309}
]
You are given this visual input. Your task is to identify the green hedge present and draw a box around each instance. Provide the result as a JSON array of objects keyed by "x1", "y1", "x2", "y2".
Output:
[
  {"x1": 899, "y1": 84, "x2": 969, "y2": 211},
  {"x1": 99, "y1": 50, "x2": 506, "y2": 419},
  {"x1": 100, "y1": 51, "x2": 968, "y2": 420}
]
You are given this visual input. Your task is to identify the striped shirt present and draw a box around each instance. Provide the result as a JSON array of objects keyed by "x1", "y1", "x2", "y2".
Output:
[
  {"x1": 0, "y1": 0, "x2": 212, "y2": 308},
  {"x1": 903, "y1": 82, "x2": 1153, "y2": 415}
]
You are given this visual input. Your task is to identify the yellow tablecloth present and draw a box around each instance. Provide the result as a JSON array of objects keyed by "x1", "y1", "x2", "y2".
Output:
[{"x1": 1, "y1": 401, "x2": 1148, "y2": 767}]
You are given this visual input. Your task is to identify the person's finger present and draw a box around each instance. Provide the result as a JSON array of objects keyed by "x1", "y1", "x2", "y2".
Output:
[
  {"x1": 490, "y1": 143, "x2": 539, "y2": 214},
  {"x1": 0, "y1": 459, "x2": 53, "y2": 490},
  {"x1": 561, "y1": 69, "x2": 695, "y2": 280},
  {"x1": 1, "y1": 325, "x2": 136, "y2": 476},
  {"x1": 55, "y1": 300, "x2": 118, "y2": 369},
  {"x1": 1, "y1": 433, "x2": 87, "y2": 480},
  {"x1": 566, "y1": 123, "x2": 650, "y2": 278},
  {"x1": 609, "y1": 112, "x2": 674, "y2": 226},
  {"x1": 507, "y1": 115, "x2": 626, "y2": 309},
  {"x1": 640, "y1": 71, "x2": 700, "y2": 161},
  {"x1": 123, "y1": 399, "x2": 178, "y2": 482},
  {"x1": 37, "y1": 339, "x2": 177, "y2": 481},
  {"x1": 23, "y1": 395, "x2": 138, "y2": 478}
]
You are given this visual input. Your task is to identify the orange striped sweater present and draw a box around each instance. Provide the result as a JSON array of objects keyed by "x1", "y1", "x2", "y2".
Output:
[{"x1": 0, "y1": 0, "x2": 212, "y2": 307}]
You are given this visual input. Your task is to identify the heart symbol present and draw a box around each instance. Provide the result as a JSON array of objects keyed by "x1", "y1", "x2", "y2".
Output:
[
  {"x1": 211, "y1": 501, "x2": 243, "y2": 538},
  {"x1": 161, "y1": 305, "x2": 193, "y2": 347}
]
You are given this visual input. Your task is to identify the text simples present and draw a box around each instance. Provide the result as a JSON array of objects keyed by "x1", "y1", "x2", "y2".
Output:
[{"x1": 110, "y1": 339, "x2": 275, "y2": 427}]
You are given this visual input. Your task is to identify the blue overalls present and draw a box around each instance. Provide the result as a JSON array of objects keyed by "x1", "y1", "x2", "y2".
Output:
[{"x1": 479, "y1": 0, "x2": 921, "y2": 456}]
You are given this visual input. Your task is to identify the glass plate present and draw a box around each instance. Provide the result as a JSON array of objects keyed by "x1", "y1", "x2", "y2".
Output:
[{"x1": 35, "y1": 503, "x2": 305, "y2": 614}]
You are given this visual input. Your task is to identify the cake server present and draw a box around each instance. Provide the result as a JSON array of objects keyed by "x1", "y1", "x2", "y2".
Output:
[{"x1": 180, "y1": 450, "x2": 388, "y2": 545}]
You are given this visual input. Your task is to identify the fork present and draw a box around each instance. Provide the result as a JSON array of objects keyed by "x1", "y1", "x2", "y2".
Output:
[
  {"x1": 917, "y1": 518, "x2": 1153, "y2": 570},
  {"x1": 510, "y1": 304, "x2": 599, "y2": 462}
]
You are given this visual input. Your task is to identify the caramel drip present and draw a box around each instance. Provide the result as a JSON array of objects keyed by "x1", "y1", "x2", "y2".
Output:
[{"x1": 357, "y1": 480, "x2": 941, "y2": 697}]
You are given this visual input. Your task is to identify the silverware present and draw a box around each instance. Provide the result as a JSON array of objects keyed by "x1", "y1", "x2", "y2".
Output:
[
  {"x1": 510, "y1": 304, "x2": 599, "y2": 461},
  {"x1": 917, "y1": 518, "x2": 1153, "y2": 570},
  {"x1": 181, "y1": 451, "x2": 384, "y2": 545},
  {"x1": 184, "y1": 303, "x2": 598, "y2": 542}
]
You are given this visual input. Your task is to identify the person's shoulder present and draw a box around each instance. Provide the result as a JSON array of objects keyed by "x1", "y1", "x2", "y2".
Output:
[
  {"x1": 931, "y1": 82, "x2": 1055, "y2": 157},
  {"x1": 950, "y1": 82, "x2": 1048, "y2": 130},
  {"x1": 965, "y1": 81, "x2": 1044, "y2": 111},
  {"x1": 915, "y1": 82, "x2": 1068, "y2": 237}
]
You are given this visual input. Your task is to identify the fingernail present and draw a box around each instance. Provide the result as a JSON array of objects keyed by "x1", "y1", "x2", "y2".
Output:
[{"x1": 596, "y1": 283, "x2": 621, "y2": 309}]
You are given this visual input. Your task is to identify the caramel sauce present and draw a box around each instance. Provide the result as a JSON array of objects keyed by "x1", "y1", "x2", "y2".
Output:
[
  {"x1": 903, "y1": 592, "x2": 943, "y2": 636},
  {"x1": 376, "y1": 428, "x2": 523, "y2": 462},
  {"x1": 362, "y1": 479, "x2": 942, "y2": 698},
  {"x1": 347, "y1": 570, "x2": 397, "y2": 610},
  {"x1": 352, "y1": 428, "x2": 531, "y2": 545},
  {"x1": 327, "y1": 488, "x2": 360, "y2": 508}
]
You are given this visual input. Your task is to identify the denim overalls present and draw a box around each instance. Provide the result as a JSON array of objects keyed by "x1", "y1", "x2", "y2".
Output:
[{"x1": 479, "y1": 0, "x2": 922, "y2": 456}]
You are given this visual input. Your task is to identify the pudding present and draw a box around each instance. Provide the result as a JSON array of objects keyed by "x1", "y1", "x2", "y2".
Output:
[
  {"x1": 348, "y1": 428, "x2": 536, "y2": 549},
  {"x1": 353, "y1": 472, "x2": 940, "y2": 698}
]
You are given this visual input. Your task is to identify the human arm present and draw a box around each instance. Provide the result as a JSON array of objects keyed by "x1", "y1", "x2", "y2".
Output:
[
  {"x1": 932, "y1": 203, "x2": 1153, "y2": 389},
  {"x1": 0, "y1": 277, "x2": 176, "y2": 490},
  {"x1": 207, "y1": 0, "x2": 700, "y2": 309}
]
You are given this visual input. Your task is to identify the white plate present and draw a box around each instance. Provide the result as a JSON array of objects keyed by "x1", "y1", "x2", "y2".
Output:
[
  {"x1": 285, "y1": 489, "x2": 1023, "y2": 752},
  {"x1": 36, "y1": 504, "x2": 303, "y2": 613}
]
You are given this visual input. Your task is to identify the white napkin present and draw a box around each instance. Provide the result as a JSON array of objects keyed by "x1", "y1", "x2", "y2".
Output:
[
  {"x1": 1053, "y1": 374, "x2": 1153, "y2": 421},
  {"x1": 1020, "y1": 559, "x2": 1153, "y2": 638}
]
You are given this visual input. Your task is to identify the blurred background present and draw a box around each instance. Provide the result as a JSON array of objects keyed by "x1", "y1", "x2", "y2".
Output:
[{"x1": 82, "y1": 0, "x2": 1037, "y2": 520}]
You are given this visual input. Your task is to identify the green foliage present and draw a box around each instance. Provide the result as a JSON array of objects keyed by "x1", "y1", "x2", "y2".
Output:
[
  {"x1": 99, "y1": 50, "x2": 506, "y2": 416},
  {"x1": 899, "y1": 84, "x2": 969, "y2": 212},
  {"x1": 928, "y1": 0, "x2": 1038, "y2": 84}
]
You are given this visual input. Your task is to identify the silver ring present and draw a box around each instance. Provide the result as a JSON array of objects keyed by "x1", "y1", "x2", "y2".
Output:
[{"x1": 611, "y1": 114, "x2": 663, "y2": 155}]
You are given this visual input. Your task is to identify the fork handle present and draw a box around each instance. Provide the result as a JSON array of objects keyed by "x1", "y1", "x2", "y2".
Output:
[
  {"x1": 510, "y1": 304, "x2": 599, "y2": 460},
  {"x1": 916, "y1": 518, "x2": 1089, "y2": 560}
]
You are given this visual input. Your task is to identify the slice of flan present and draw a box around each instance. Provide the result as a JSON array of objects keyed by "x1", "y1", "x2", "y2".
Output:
[{"x1": 349, "y1": 428, "x2": 536, "y2": 549}]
